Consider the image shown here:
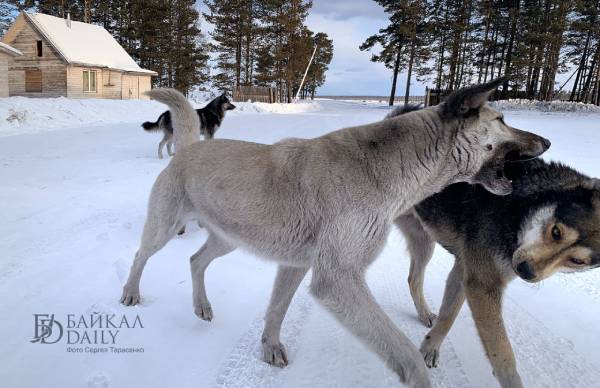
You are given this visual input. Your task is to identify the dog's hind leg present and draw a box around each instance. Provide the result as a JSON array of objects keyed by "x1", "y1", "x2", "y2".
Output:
[
  {"x1": 190, "y1": 232, "x2": 234, "y2": 321},
  {"x1": 166, "y1": 139, "x2": 174, "y2": 156},
  {"x1": 261, "y1": 265, "x2": 309, "y2": 367},
  {"x1": 420, "y1": 260, "x2": 465, "y2": 368},
  {"x1": 396, "y1": 213, "x2": 436, "y2": 327},
  {"x1": 121, "y1": 215, "x2": 182, "y2": 305},
  {"x1": 121, "y1": 172, "x2": 184, "y2": 305},
  {"x1": 158, "y1": 134, "x2": 168, "y2": 159},
  {"x1": 309, "y1": 229, "x2": 431, "y2": 388}
]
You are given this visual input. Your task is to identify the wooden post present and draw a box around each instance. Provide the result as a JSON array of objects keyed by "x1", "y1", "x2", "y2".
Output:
[{"x1": 294, "y1": 45, "x2": 318, "y2": 103}]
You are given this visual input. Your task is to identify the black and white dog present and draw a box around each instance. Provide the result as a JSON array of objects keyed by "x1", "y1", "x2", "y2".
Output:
[{"x1": 142, "y1": 93, "x2": 236, "y2": 158}]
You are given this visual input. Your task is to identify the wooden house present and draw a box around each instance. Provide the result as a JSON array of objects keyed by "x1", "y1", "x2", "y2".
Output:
[
  {"x1": 1, "y1": 12, "x2": 156, "y2": 99},
  {"x1": 0, "y1": 42, "x2": 23, "y2": 97}
]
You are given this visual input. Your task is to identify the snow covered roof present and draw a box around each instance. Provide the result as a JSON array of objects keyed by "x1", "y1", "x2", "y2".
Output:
[
  {"x1": 25, "y1": 12, "x2": 156, "y2": 75},
  {"x1": 0, "y1": 41, "x2": 22, "y2": 56}
]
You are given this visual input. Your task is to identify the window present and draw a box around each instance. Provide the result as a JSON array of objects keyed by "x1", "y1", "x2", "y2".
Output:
[
  {"x1": 83, "y1": 70, "x2": 97, "y2": 92},
  {"x1": 36, "y1": 40, "x2": 42, "y2": 57},
  {"x1": 25, "y1": 70, "x2": 42, "y2": 92}
]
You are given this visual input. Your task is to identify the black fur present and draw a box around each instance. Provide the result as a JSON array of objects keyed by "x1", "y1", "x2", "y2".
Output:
[
  {"x1": 414, "y1": 159, "x2": 600, "y2": 263},
  {"x1": 142, "y1": 93, "x2": 235, "y2": 139},
  {"x1": 385, "y1": 104, "x2": 424, "y2": 119}
]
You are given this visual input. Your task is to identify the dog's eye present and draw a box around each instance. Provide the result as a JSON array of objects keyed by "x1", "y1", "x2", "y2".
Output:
[
  {"x1": 486, "y1": 144, "x2": 493, "y2": 151},
  {"x1": 569, "y1": 257, "x2": 586, "y2": 265},
  {"x1": 551, "y1": 225, "x2": 562, "y2": 241}
]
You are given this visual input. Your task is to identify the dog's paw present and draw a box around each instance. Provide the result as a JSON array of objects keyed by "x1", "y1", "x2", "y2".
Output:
[
  {"x1": 194, "y1": 303, "x2": 213, "y2": 321},
  {"x1": 262, "y1": 341, "x2": 288, "y2": 368},
  {"x1": 120, "y1": 286, "x2": 141, "y2": 306},
  {"x1": 418, "y1": 311, "x2": 437, "y2": 328},
  {"x1": 420, "y1": 338, "x2": 440, "y2": 368}
]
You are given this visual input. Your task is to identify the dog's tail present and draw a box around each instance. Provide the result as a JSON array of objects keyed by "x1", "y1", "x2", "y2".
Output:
[
  {"x1": 144, "y1": 88, "x2": 200, "y2": 151},
  {"x1": 384, "y1": 103, "x2": 424, "y2": 120},
  {"x1": 142, "y1": 119, "x2": 161, "y2": 132}
]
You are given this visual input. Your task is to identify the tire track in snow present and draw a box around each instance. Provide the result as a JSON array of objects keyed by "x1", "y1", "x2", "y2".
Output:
[
  {"x1": 211, "y1": 254, "x2": 472, "y2": 387},
  {"x1": 502, "y1": 297, "x2": 600, "y2": 387},
  {"x1": 212, "y1": 280, "x2": 313, "y2": 388},
  {"x1": 372, "y1": 259, "x2": 472, "y2": 388}
]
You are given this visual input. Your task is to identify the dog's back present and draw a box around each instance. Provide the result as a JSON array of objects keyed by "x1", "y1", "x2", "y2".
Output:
[{"x1": 413, "y1": 159, "x2": 597, "y2": 256}]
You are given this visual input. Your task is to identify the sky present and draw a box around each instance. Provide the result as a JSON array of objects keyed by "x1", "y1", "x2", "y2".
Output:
[
  {"x1": 198, "y1": 0, "x2": 425, "y2": 97},
  {"x1": 305, "y1": 0, "x2": 406, "y2": 96}
]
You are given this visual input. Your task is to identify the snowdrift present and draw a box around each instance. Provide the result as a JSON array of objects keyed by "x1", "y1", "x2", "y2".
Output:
[
  {"x1": 0, "y1": 96, "x2": 321, "y2": 137},
  {"x1": 492, "y1": 99, "x2": 600, "y2": 113}
]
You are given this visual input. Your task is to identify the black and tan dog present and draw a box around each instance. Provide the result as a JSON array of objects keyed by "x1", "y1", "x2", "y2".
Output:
[
  {"x1": 397, "y1": 157, "x2": 600, "y2": 388},
  {"x1": 142, "y1": 93, "x2": 235, "y2": 158}
]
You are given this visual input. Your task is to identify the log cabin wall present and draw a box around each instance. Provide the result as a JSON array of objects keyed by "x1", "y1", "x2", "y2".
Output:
[
  {"x1": 0, "y1": 54, "x2": 9, "y2": 97},
  {"x1": 4, "y1": 14, "x2": 67, "y2": 98}
]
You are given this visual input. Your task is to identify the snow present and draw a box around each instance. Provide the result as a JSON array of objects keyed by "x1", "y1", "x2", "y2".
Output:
[
  {"x1": 492, "y1": 98, "x2": 600, "y2": 113},
  {"x1": 0, "y1": 97, "x2": 321, "y2": 137},
  {"x1": 27, "y1": 12, "x2": 155, "y2": 74},
  {"x1": 1, "y1": 98, "x2": 600, "y2": 388},
  {"x1": 0, "y1": 41, "x2": 23, "y2": 56}
]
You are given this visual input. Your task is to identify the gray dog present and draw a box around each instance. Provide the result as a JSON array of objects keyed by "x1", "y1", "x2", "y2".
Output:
[{"x1": 121, "y1": 79, "x2": 549, "y2": 387}]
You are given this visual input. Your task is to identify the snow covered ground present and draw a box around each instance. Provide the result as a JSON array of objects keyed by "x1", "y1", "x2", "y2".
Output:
[{"x1": 1, "y1": 98, "x2": 600, "y2": 388}]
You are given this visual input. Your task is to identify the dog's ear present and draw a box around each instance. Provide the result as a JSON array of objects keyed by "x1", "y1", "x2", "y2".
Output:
[{"x1": 442, "y1": 77, "x2": 506, "y2": 118}]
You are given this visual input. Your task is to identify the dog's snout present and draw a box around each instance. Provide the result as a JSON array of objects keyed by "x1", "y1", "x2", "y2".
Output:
[
  {"x1": 512, "y1": 129, "x2": 551, "y2": 158},
  {"x1": 516, "y1": 261, "x2": 535, "y2": 280},
  {"x1": 542, "y1": 137, "x2": 551, "y2": 150}
]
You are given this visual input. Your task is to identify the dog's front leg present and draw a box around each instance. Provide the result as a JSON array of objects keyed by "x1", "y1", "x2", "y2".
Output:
[
  {"x1": 309, "y1": 239, "x2": 431, "y2": 388},
  {"x1": 420, "y1": 260, "x2": 465, "y2": 368},
  {"x1": 465, "y1": 278, "x2": 523, "y2": 388},
  {"x1": 261, "y1": 265, "x2": 309, "y2": 367}
]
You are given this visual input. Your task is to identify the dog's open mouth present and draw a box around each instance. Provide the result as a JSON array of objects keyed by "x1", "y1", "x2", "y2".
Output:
[
  {"x1": 481, "y1": 148, "x2": 544, "y2": 195},
  {"x1": 473, "y1": 150, "x2": 525, "y2": 195}
]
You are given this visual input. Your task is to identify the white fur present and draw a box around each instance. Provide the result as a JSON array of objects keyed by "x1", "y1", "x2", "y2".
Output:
[{"x1": 518, "y1": 205, "x2": 556, "y2": 248}]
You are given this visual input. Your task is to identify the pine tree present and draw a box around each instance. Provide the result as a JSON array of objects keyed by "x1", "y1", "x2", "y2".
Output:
[
  {"x1": 1, "y1": 2, "x2": 17, "y2": 36},
  {"x1": 565, "y1": 0, "x2": 600, "y2": 103},
  {"x1": 360, "y1": 0, "x2": 431, "y2": 105}
]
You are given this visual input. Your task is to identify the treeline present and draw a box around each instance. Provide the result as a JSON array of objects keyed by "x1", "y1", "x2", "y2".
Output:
[
  {"x1": 2, "y1": 0, "x2": 333, "y2": 100},
  {"x1": 362, "y1": 0, "x2": 600, "y2": 106},
  {"x1": 204, "y1": 0, "x2": 333, "y2": 102}
]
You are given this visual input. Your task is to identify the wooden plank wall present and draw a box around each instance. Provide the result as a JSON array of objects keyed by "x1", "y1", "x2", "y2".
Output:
[
  {"x1": 4, "y1": 15, "x2": 67, "y2": 97},
  {"x1": 67, "y1": 66, "x2": 102, "y2": 99},
  {"x1": 0, "y1": 55, "x2": 9, "y2": 97},
  {"x1": 101, "y1": 70, "x2": 123, "y2": 99},
  {"x1": 138, "y1": 76, "x2": 151, "y2": 100},
  {"x1": 233, "y1": 85, "x2": 278, "y2": 103}
]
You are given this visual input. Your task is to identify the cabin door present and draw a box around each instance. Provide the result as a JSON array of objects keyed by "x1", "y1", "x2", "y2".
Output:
[{"x1": 122, "y1": 75, "x2": 140, "y2": 99}]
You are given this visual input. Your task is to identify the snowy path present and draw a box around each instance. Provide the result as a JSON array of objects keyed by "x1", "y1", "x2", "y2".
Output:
[{"x1": 1, "y1": 100, "x2": 600, "y2": 387}]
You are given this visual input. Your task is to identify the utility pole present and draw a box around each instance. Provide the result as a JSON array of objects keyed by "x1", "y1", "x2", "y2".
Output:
[{"x1": 294, "y1": 45, "x2": 318, "y2": 102}]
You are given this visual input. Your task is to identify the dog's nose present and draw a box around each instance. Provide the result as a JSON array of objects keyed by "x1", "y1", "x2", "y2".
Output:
[
  {"x1": 541, "y1": 137, "x2": 551, "y2": 151},
  {"x1": 516, "y1": 261, "x2": 536, "y2": 280}
]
